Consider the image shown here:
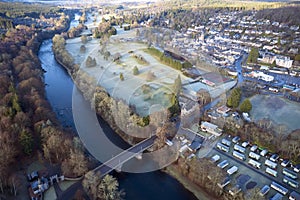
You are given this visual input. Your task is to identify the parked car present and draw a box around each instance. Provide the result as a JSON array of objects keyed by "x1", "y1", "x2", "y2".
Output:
[
  {"x1": 270, "y1": 154, "x2": 279, "y2": 162},
  {"x1": 241, "y1": 141, "x2": 249, "y2": 148},
  {"x1": 27, "y1": 171, "x2": 39, "y2": 182},
  {"x1": 259, "y1": 185, "x2": 270, "y2": 196},
  {"x1": 260, "y1": 149, "x2": 268, "y2": 157},
  {"x1": 232, "y1": 136, "x2": 240, "y2": 143},
  {"x1": 211, "y1": 154, "x2": 220, "y2": 163},
  {"x1": 281, "y1": 160, "x2": 290, "y2": 167},
  {"x1": 294, "y1": 164, "x2": 300, "y2": 173},
  {"x1": 217, "y1": 177, "x2": 231, "y2": 188},
  {"x1": 250, "y1": 145, "x2": 258, "y2": 152}
]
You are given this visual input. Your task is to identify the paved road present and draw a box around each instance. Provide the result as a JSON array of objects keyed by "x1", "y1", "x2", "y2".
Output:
[{"x1": 93, "y1": 135, "x2": 157, "y2": 177}]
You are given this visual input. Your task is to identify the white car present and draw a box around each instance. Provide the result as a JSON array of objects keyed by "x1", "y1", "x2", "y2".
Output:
[
  {"x1": 281, "y1": 160, "x2": 290, "y2": 167},
  {"x1": 241, "y1": 141, "x2": 249, "y2": 148},
  {"x1": 250, "y1": 145, "x2": 258, "y2": 152}
]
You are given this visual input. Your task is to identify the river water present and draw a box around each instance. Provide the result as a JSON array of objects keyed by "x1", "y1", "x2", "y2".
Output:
[{"x1": 39, "y1": 22, "x2": 198, "y2": 200}]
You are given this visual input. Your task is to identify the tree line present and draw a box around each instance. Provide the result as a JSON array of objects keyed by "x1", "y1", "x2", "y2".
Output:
[
  {"x1": 0, "y1": 6, "x2": 90, "y2": 198},
  {"x1": 145, "y1": 47, "x2": 192, "y2": 71}
]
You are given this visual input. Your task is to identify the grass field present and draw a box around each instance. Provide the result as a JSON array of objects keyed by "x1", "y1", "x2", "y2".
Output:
[{"x1": 250, "y1": 95, "x2": 300, "y2": 134}]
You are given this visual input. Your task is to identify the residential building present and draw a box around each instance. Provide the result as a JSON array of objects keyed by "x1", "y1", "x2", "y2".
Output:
[{"x1": 276, "y1": 56, "x2": 294, "y2": 68}]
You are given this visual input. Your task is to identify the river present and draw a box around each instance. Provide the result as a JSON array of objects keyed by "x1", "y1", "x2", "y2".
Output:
[{"x1": 38, "y1": 24, "x2": 198, "y2": 200}]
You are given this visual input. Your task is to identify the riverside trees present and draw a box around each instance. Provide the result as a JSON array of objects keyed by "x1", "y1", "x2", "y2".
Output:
[
  {"x1": 83, "y1": 172, "x2": 124, "y2": 200},
  {"x1": 0, "y1": 4, "x2": 77, "y2": 197}
]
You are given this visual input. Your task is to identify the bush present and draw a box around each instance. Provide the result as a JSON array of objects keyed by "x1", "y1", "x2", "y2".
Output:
[
  {"x1": 120, "y1": 73, "x2": 124, "y2": 81},
  {"x1": 80, "y1": 45, "x2": 86, "y2": 53},
  {"x1": 86, "y1": 56, "x2": 97, "y2": 67},
  {"x1": 133, "y1": 66, "x2": 139, "y2": 75}
]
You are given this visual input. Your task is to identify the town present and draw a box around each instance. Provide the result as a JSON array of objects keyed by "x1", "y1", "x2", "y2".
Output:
[{"x1": 0, "y1": 1, "x2": 299, "y2": 200}]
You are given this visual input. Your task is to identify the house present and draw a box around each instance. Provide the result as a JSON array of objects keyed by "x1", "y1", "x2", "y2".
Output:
[
  {"x1": 247, "y1": 71, "x2": 274, "y2": 82},
  {"x1": 275, "y1": 56, "x2": 293, "y2": 68},
  {"x1": 216, "y1": 105, "x2": 231, "y2": 116},
  {"x1": 189, "y1": 141, "x2": 202, "y2": 152},
  {"x1": 200, "y1": 121, "x2": 222, "y2": 136},
  {"x1": 181, "y1": 99, "x2": 198, "y2": 115},
  {"x1": 258, "y1": 52, "x2": 276, "y2": 64}
]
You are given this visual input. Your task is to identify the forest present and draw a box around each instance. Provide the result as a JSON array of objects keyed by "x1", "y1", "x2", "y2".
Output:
[
  {"x1": 0, "y1": 3, "x2": 95, "y2": 198},
  {"x1": 256, "y1": 6, "x2": 300, "y2": 26}
]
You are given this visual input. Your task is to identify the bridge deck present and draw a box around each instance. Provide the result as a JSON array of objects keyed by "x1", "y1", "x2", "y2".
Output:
[{"x1": 92, "y1": 135, "x2": 157, "y2": 177}]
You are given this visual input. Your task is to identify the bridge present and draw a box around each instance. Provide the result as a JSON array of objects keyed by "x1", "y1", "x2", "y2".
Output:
[{"x1": 92, "y1": 135, "x2": 157, "y2": 177}]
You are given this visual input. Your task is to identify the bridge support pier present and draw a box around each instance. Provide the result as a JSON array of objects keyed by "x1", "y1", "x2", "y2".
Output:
[
  {"x1": 115, "y1": 165, "x2": 122, "y2": 173},
  {"x1": 135, "y1": 153, "x2": 142, "y2": 160}
]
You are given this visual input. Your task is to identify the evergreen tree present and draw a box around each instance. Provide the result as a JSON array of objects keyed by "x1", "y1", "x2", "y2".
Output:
[
  {"x1": 120, "y1": 73, "x2": 124, "y2": 81},
  {"x1": 240, "y1": 98, "x2": 252, "y2": 113},
  {"x1": 133, "y1": 66, "x2": 139, "y2": 75},
  {"x1": 19, "y1": 130, "x2": 33, "y2": 155}
]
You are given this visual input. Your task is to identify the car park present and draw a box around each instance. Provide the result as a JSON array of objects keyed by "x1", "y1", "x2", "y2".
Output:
[{"x1": 259, "y1": 185, "x2": 270, "y2": 196}]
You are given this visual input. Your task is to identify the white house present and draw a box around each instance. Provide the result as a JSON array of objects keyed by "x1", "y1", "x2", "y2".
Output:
[
  {"x1": 200, "y1": 121, "x2": 222, "y2": 136},
  {"x1": 275, "y1": 56, "x2": 293, "y2": 68},
  {"x1": 247, "y1": 71, "x2": 274, "y2": 82}
]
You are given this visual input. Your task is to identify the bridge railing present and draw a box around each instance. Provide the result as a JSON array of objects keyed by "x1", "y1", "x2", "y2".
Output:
[{"x1": 92, "y1": 135, "x2": 157, "y2": 175}]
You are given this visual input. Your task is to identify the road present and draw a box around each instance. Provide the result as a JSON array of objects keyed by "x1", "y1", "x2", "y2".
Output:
[{"x1": 93, "y1": 135, "x2": 157, "y2": 177}]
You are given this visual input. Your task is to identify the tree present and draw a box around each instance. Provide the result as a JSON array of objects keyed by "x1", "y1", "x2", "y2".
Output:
[
  {"x1": 62, "y1": 149, "x2": 88, "y2": 177},
  {"x1": 83, "y1": 172, "x2": 123, "y2": 200},
  {"x1": 240, "y1": 98, "x2": 252, "y2": 113},
  {"x1": 173, "y1": 75, "x2": 182, "y2": 95},
  {"x1": 295, "y1": 54, "x2": 300, "y2": 61},
  {"x1": 86, "y1": 56, "x2": 97, "y2": 68},
  {"x1": 146, "y1": 71, "x2": 156, "y2": 81},
  {"x1": 133, "y1": 66, "x2": 139, "y2": 75},
  {"x1": 136, "y1": 29, "x2": 140, "y2": 36},
  {"x1": 227, "y1": 88, "x2": 242, "y2": 108},
  {"x1": 81, "y1": 35, "x2": 88, "y2": 44},
  {"x1": 19, "y1": 129, "x2": 34, "y2": 155},
  {"x1": 119, "y1": 73, "x2": 124, "y2": 81},
  {"x1": 80, "y1": 45, "x2": 86, "y2": 53},
  {"x1": 9, "y1": 174, "x2": 21, "y2": 196},
  {"x1": 247, "y1": 47, "x2": 259, "y2": 63}
]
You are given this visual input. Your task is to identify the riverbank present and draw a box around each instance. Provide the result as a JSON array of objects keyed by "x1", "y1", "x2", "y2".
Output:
[
  {"x1": 164, "y1": 164, "x2": 217, "y2": 200},
  {"x1": 52, "y1": 36, "x2": 223, "y2": 200}
]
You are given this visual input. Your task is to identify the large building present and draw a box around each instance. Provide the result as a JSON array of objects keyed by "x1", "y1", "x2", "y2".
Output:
[
  {"x1": 247, "y1": 71, "x2": 274, "y2": 82},
  {"x1": 275, "y1": 55, "x2": 294, "y2": 68},
  {"x1": 200, "y1": 121, "x2": 222, "y2": 136}
]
